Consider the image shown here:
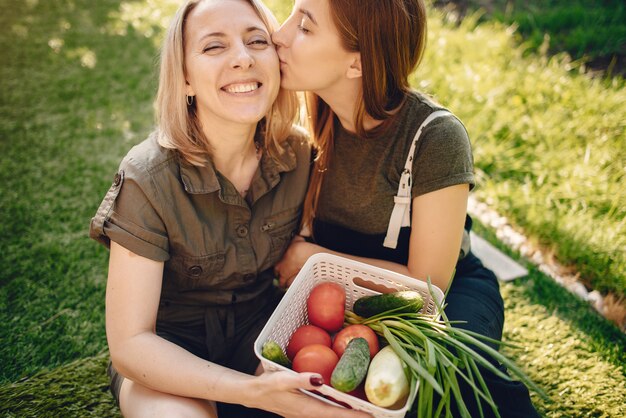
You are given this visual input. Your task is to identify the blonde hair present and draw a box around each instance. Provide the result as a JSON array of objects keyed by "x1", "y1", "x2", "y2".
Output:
[
  {"x1": 155, "y1": 0, "x2": 298, "y2": 166},
  {"x1": 302, "y1": 0, "x2": 427, "y2": 231}
]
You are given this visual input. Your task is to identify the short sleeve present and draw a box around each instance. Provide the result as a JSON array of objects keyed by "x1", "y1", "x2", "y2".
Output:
[
  {"x1": 89, "y1": 157, "x2": 169, "y2": 261},
  {"x1": 411, "y1": 115, "x2": 475, "y2": 197}
]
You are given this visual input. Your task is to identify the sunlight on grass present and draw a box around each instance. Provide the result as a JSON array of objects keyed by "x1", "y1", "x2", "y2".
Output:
[
  {"x1": 106, "y1": 0, "x2": 179, "y2": 45},
  {"x1": 66, "y1": 46, "x2": 97, "y2": 68},
  {"x1": 502, "y1": 282, "x2": 626, "y2": 417},
  {"x1": 415, "y1": 10, "x2": 626, "y2": 298}
]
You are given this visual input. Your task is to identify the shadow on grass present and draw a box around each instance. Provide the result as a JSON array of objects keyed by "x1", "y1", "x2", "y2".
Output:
[{"x1": 433, "y1": 0, "x2": 626, "y2": 78}]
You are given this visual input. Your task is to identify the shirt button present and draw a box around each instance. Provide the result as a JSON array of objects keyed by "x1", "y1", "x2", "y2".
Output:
[
  {"x1": 244, "y1": 273, "x2": 255, "y2": 281},
  {"x1": 188, "y1": 265, "x2": 203, "y2": 277},
  {"x1": 237, "y1": 225, "x2": 249, "y2": 237}
]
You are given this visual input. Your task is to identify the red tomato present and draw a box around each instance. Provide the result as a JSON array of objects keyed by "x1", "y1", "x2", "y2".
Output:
[
  {"x1": 332, "y1": 324, "x2": 380, "y2": 359},
  {"x1": 292, "y1": 344, "x2": 339, "y2": 386},
  {"x1": 286, "y1": 324, "x2": 332, "y2": 360},
  {"x1": 307, "y1": 282, "x2": 346, "y2": 332}
]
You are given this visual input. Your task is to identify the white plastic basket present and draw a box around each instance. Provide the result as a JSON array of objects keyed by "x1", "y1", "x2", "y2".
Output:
[{"x1": 254, "y1": 253, "x2": 445, "y2": 418}]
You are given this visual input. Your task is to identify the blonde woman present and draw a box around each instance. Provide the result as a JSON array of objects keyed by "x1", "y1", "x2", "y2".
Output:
[{"x1": 90, "y1": 1, "x2": 369, "y2": 417}]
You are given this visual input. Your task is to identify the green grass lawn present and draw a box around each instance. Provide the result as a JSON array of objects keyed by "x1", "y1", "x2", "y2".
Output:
[
  {"x1": 491, "y1": 0, "x2": 625, "y2": 59},
  {"x1": 417, "y1": 8, "x2": 626, "y2": 302},
  {"x1": 0, "y1": 0, "x2": 160, "y2": 384},
  {"x1": 1, "y1": 0, "x2": 625, "y2": 416},
  {"x1": 437, "y1": 0, "x2": 626, "y2": 76}
]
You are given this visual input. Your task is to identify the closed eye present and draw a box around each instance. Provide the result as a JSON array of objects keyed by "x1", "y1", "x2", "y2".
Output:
[
  {"x1": 297, "y1": 14, "x2": 313, "y2": 34},
  {"x1": 203, "y1": 44, "x2": 224, "y2": 53},
  {"x1": 249, "y1": 38, "x2": 269, "y2": 47}
]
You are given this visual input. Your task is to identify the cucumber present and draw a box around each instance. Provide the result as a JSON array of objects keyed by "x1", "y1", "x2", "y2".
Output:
[
  {"x1": 353, "y1": 291, "x2": 424, "y2": 318},
  {"x1": 261, "y1": 340, "x2": 291, "y2": 367},
  {"x1": 330, "y1": 337, "x2": 370, "y2": 392}
]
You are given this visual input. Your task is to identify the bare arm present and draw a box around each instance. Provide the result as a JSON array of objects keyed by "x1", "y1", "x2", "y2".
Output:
[
  {"x1": 406, "y1": 183, "x2": 468, "y2": 289},
  {"x1": 275, "y1": 184, "x2": 469, "y2": 291},
  {"x1": 106, "y1": 241, "x2": 370, "y2": 418}
]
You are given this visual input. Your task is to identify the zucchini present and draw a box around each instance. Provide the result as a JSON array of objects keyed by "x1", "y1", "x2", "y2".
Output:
[
  {"x1": 364, "y1": 345, "x2": 410, "y2": 408},
  {"x1": 330, "y1": 338, "x2": 370, "y2": 392},
  {"x1": 261, "y1": 340, "x2": 291, "y2": 367},
  {"x1": 353, "y1": 291, "x2": 424, "y2": 318}
]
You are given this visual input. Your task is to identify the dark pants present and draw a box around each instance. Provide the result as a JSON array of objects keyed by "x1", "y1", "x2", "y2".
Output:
[
  {"x1": 426, "y1": 252, "x2": 539, "y2": 418},
  {"x1": 108, "y1": 286, "x2": 284, "y2": 418}
]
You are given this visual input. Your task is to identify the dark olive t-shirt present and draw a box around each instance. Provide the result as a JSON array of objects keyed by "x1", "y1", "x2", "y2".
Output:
[{"x1": 313, "y1": 91, "x2": 474, "y2": 264}]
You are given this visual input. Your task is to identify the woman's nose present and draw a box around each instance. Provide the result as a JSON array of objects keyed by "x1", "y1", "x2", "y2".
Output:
[
  {"x1": 232, "y1": 44, "x2": 254, "y2": 69},
  {"x1": 272, "y1": 25, "x2": 287, "y2": 48}
]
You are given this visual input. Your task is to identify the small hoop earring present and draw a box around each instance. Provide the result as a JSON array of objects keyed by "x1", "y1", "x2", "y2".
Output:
[{"x1": 186, "y1": 95, "x2": 194, "y2": 106}]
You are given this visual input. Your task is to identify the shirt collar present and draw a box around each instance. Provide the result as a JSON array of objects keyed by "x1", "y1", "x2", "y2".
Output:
[
  {"x1": 178, "y1": 139, "x2": 298, "y2": 195},
  {"x1": 179, "y1": 156, "x2": 221, "y2": 194}
]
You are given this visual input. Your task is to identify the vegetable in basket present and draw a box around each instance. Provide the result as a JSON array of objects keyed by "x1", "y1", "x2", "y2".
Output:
[
  {"x1": 292, "y1": 344, "x2": 339, "y2": 385},
  {"x1": 261, "y1": 340, "x2": 291, "y2": 368},
  {"x1": 331, "y1": 337, "x2": 371, "y2": 393},
  {"x1": 346, "y1": 287, "x2": 547, "y2": 418},
  {"x1": 364, "y1": 345, "x2": 410, "y2": 408},
  {"x1": 353, "y1": 291, "x2": 424, "y2": 318},
  {"x1": 286, "y1": 324, "x2": 332, "y2": 360},
  {"x1": 332, "y1": 324, "x2": 380, "y2": 359},
  {"x1": 307, "y1": 282, "x2": 346, "y2": 332}
]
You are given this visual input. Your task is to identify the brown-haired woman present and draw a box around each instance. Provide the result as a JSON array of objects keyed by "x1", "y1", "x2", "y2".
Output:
[
  {"x1": 90, "y1": 0, "x2": 370, "y2": 417},
  {"x1": 273, "y1": 0, "x2": 539, "y2": 416}
]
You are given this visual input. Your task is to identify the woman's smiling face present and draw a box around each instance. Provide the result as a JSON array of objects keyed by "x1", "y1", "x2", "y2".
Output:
[
  {"x1": 271, "y1": 0, "x2": 357, "y2": 94},
  {"x1": 184, "y1": 0, "x2": 280, "y2": 126}
]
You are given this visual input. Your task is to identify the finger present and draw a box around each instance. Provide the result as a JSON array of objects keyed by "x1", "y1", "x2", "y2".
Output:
[
  {"x1": 278, "y1": 272, "x2": 289, "y2": 288},
  {"x1": 289, "y1": 372, "x2": 326, "y2": 391},
  {"x1": 285, "y1": 273, "x2": 298, "y2": 288},
  {"x1": 277, "y1": 373, "x2": 373, "y2": 418},
  {"x1": 266, "y1": 371, "x2": 318, "y2": 391}
]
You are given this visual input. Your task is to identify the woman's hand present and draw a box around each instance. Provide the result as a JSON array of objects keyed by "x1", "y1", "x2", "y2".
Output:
[
  {"x1": 274, "y1": 236, "x2": 322, "y2": 288},
  {"x1": 251, "y1": 371, "x2": 371, "y2": 418}
]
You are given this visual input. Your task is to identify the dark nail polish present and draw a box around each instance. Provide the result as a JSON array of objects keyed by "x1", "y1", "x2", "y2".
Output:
[{"x1": 310, "y1": 375, "x2": 324, "y2": 386}]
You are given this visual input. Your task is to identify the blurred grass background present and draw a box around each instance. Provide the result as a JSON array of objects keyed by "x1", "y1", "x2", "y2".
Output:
[
  {"x1": 416, "y1": 10, "x2": 626, "y2": 302},
  {"x1": 1, "y1": 0, "x2": 624, "y2": 416},
  {"x1": 434, "y1": 0, "x2": 626, "y2": 77}
]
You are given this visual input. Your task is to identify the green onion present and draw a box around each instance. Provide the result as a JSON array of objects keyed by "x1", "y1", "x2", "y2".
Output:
[{"x1": 346, "y1": 282, "x2": 547, "y2": 418}]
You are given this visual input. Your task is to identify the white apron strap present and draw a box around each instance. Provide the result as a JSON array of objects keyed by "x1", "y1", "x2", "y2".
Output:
[{"x1": 383, "y1": 110, "x2": 451, "y2": 249}]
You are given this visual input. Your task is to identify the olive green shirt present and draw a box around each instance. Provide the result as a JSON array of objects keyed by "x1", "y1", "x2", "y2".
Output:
[
  {"x1": 312, "y1": 91, "x2": 474, "y2": 264},
  {"x1": 90, "y1": 130, "x2": 310, "y2": 306},
  {"x1": 318, "y1": 91, "x2": 475, "y2": 234}
]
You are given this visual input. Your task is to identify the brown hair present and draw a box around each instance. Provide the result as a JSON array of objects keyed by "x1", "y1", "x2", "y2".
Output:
[
  {"x1": 302, "y1": 0, "x2": 428, "y2": 230},
  {"x1": 155, "y1": 0, "x2": 298, "y2": 166}
]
